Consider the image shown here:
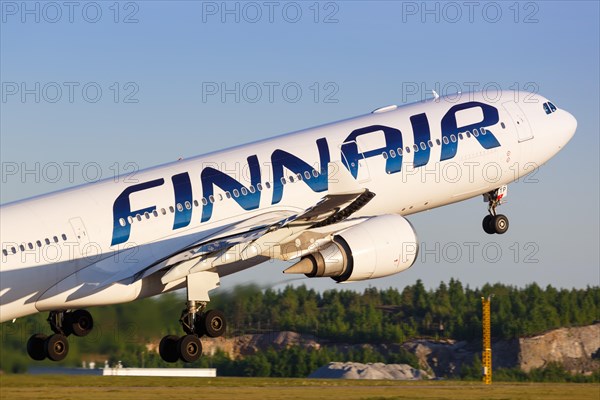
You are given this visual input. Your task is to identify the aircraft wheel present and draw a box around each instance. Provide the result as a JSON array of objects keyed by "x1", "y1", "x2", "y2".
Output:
[
  {"x1": 178, "y1": 335, "x2": 202, "y2": 363},
  {"x1": 27, "y1": 334, "x2": 47, "y2": 361},
  {"x1": 492, "y1": 214, "x2": 509, "y2": 234},
  {"x1": 159, "y1": 335, "x2": 180, "y2": 363},
  {"x1": 68, "y1": 310, "x2": 94, "y2": 337},
  {"x1": 482, "y1": 215, "x2": 495, "y2": 234},
  {"x1": 203, "y1": 310, "x2": 226, "y2": 338},
  {"x1": 45, "y1": 334, "x2": 69, "y2": 362}
]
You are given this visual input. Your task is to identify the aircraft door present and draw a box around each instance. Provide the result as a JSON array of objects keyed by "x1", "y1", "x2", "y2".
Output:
[
  {"x1": 502, "y1": 101, "x2": 533, "y2": 142},
  {"x1": 339, "y1": 141, "x2": 371, "y2": 183}
]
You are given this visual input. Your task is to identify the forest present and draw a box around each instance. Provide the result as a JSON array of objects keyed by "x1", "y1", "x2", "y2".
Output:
[{"x1": 1, "y1": 279, "x2": 598, "y2": 380}]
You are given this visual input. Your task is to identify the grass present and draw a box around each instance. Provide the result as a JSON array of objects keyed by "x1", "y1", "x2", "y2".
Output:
[{"x1": 0, "y1": 375, "x2": 598, "y2": 400}]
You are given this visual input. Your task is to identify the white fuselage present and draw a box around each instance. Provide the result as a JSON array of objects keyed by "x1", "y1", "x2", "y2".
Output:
[{"x1": 0, "y1": 91, "x2": 576, "y2": 322}]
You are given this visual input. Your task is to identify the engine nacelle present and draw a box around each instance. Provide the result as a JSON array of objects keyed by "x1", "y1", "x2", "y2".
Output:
[{"x1": 286, "y1": 214, "x2": 419, "y2": 282}]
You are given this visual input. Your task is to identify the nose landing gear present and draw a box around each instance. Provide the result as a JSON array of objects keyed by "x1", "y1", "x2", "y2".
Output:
[{"x1": 482, "y1": 186, "x2": 509, "y2": 235}]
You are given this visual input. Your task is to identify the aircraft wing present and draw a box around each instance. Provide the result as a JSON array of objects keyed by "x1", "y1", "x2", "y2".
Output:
[{"x1": 88, "y1": 161, "x2": 375, "y2": 292}]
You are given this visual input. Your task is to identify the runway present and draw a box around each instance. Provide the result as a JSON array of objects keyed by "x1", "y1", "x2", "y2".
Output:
[{"x1": 1, "y1": 375, "x2": 598, "y2": 400}]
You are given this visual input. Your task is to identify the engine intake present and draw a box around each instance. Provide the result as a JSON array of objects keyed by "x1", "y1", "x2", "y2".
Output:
[{"x1": 284, "y1": 214, "x2": 419, "y2": 282}]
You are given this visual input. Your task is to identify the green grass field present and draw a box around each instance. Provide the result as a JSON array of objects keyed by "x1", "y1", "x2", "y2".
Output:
[{"x1": 0, "y1": 375, "x2": 598, "y2": 400}]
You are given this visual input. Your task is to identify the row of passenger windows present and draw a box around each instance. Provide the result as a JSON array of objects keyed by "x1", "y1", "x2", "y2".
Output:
[
  {"x1": 3, "y1": 233, "x2": 69, "y2": 257},
  {"x1": 380, "y1": 125, "x2": 504, "y2": 160},
  {"x1": 118, "y1": 169, "x2": 323, "y2": 227}
]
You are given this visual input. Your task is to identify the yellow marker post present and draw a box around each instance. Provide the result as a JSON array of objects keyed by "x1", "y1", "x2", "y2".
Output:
[{"x1": 481, "y1": 296, "x2": 492, "y2": 384}]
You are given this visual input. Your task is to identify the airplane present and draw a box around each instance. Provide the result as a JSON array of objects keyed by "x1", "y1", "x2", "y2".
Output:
[{"x1": 0, "y1": 90, "x2": 576, "y2": 363}]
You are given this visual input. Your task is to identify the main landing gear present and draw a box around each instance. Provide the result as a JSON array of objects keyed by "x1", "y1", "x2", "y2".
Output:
[
  {"x1": 482, "y1": 185, "x2": 509, "y2": 235},
  {"x1": 159, "y1": 271, "x2": 226, "y2": 363},
  {"x1": 27, "y1": 309, "x2": 93, "y2": 361}
]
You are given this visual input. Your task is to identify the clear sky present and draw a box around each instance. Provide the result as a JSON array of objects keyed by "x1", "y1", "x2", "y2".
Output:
[{"x1": 1, "y1": 1, "x2": 598, "y2": 292}]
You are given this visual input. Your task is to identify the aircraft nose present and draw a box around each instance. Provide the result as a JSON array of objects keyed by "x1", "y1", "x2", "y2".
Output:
[{"x1": 562, "y1": 110, "x2": 577, "y2": 144}]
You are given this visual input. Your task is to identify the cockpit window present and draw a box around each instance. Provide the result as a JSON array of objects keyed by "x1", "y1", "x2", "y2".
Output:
[
  {"x1": 543, "y1": 103, "x2": 551, "y2": 114},
  {"x1": 544, "y1": 102, "x2": 557, "y2": 114}
]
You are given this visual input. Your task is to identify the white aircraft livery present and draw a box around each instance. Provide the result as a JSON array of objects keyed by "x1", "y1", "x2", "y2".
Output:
[{"x1": 0, "y1": 91, "x2": 576, "y2": 363}]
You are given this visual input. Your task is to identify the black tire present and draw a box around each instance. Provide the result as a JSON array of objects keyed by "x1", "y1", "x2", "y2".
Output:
[
  {"x1": 492, "y1": 214, "x2": 509, "y2": 234},
  {"x1": 27, "y1": 334, "x2": 47, "y2": 361},
  {"x1": 45, "y1": 334, "x2": 69, "y2": 362},
  {"x1": 178, "y1": 335, "x2": 202, "y2": 363},
  {"x1": 482, "y1": 215, "x2": 495, "y2": 234},
  {"x1": 68, "y1": 310, "x2": 93, "y2": 337},
  {"x1": 203, "y1": 310, "x2": 226, "y2": 338},
  {"x1": 159, "y1": 335, "x2": 180, "y2": 363}
]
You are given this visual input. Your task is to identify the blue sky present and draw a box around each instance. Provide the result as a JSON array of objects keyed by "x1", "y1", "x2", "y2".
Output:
[{"x1": 1, "y1": 1, "x2": 598, "y2": 291}]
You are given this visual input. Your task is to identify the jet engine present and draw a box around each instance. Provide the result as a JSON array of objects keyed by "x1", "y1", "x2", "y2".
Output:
[{"x1": 284, "y1": 214, "x2": 419, "y2": 282}]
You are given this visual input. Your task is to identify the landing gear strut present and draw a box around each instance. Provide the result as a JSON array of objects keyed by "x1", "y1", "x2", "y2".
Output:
[
  {"x1": 159, "y1": 272, "x2": 227, "y2": 363},
  {"x1": 482, "y1": 186, "x2": 509, "y2": 235},
  {"x1": 26, "y1": 309, "x2": 93, "y2": 361}
]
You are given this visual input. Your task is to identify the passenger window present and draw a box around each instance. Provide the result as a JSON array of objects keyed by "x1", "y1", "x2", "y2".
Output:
[
  {"x1": 128, "y1": 216, "x2": 134, "y2": 224},
  {"x1": 218, "y1": 194, "x2": 223, "y2": 201},
  {"x1": 28, "y1": 243, "x2": 33, "y2": 249},
  {"x1": 420, "y1": 142, "x2": 427, "y2": 150},
  {"x1": 450, "y1": 134, "x2": 457, "y2": 142},
  {"x1": 2, "y1": 249, "x2": 7, "y2": 256},
  {"x1": 458, "y1": 134, "x2": 463, "y2": 140},
  {"x1": 312, "y1": 170, "x2": 319, "y2": 177},
  {"x1": 11, "y1": 247, "x2": 16, "y2": 254},
  {"x1": 62, "y1": 234, "x2": 67, "y2": 241},
  {"x1": 161, "y1": 208, "x2": 166, "y2": 215},
  {"x1": 36, "y1": 240, "x2": 42, "y2": 247},
  {"x1": 136, "y1": 215, "x2": 142, "y2": 222},
  {"x1": 280, "y1": 177, "x2": 287, "y2": 185},
  {"x1": 241, "y1": 187, "x2": 248, "y2": 196},
  {"x1": 193, "y1": 200, "x2": 199, "y2": 207},
  {"x1": 304, "y1": 171, "x2": 311, "y2": 180},
  {"x1": 233, "y1": 189, "x2": 240, "y2": 197},
  {"x1": 382, "y1": 152, "x2": 389, "y2": 160},
  {"x1": 398, "y1": 148, "x2": 403, "y2": 155},
  {"x1": 428, "y1": 140, "x2": 433, "y2": 148},
  {"x1": 119, "y1": 218, "x2": 126, "y2": 227},
  {"x1": 466, "y1": 131, "x2": 471, "y2": 138},
  {"x1": 225, "y1": 192, "x2": 232, "y2": 199},
  {"x1": 45, "y1": 238, "x2": 50, "y2": 245},
  {"x1": 144, "y1": 212, "x2": 150, "y2": 219},
  {"x1": 289, "y1": 176, "x2": 295, "y2": 183},
  {"x1": 481, "y1": 128, "x2": 487, "y2": 135},
  {"x1": 443, "y1": 137, "x2": 449, "y2": 145},
  {"x1": 405, "y1": 146, "x2": 411, "y2": 153},
  {"x1": 153, "y1": 210, "x2": 159, "y2": 217},
  {"x1": 543, "y1": 103, "x2": 551, "y2": 114},
  {"x1": 185, "y1": 201, "x2": 191, "y2": 210},
  {"x1": 265, "y1": 182, "x2": 271, "y2": 189},
  {"x1": 209, "y1": 195, "x2": 215, "y2": 203},
  {"x1": 53, "y1": 236, "x2": 59, "y2": 243},
  {"x1": 249, "y1": 185, "x2": 256, "y2": 193},
  {"x1": 390, "y1": 149, "x2": 396, "y2": 158},
  {"x1": 257, "y1": 183, "x2": 264, "y2": 191},
  {"x1": 436, "y1": 139, "x2": 441, "y2": 146},
  {"x1": 201, "y1": 198, "x2": 208, "y2": 206},
  {"x1": 176, "y1": 203, "x2": 183, "y2": 212},
  {"x1": 19, "y1": 244, "x2": 25, "y2": 251},
  {"x1": 473, "y1": 129, "x2": 479, "y2": 137}
]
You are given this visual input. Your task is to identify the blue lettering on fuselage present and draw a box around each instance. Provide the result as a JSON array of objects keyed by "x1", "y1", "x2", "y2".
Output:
[
  {"x1": 201, "y1": 155, "x2": 261, "y2": 222},
  {"x1": 341, "y1": 125, "x2": 403, "y2": 178},
  {"x1": 111, "y1": 179, "x2": 164, "y2": 245},
  {"x1": 110, "y1": 102, "x2": 503, "y2": 245},
  {"x1": 271, "y1": 138, "x2": 330, "y2": 204}
]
